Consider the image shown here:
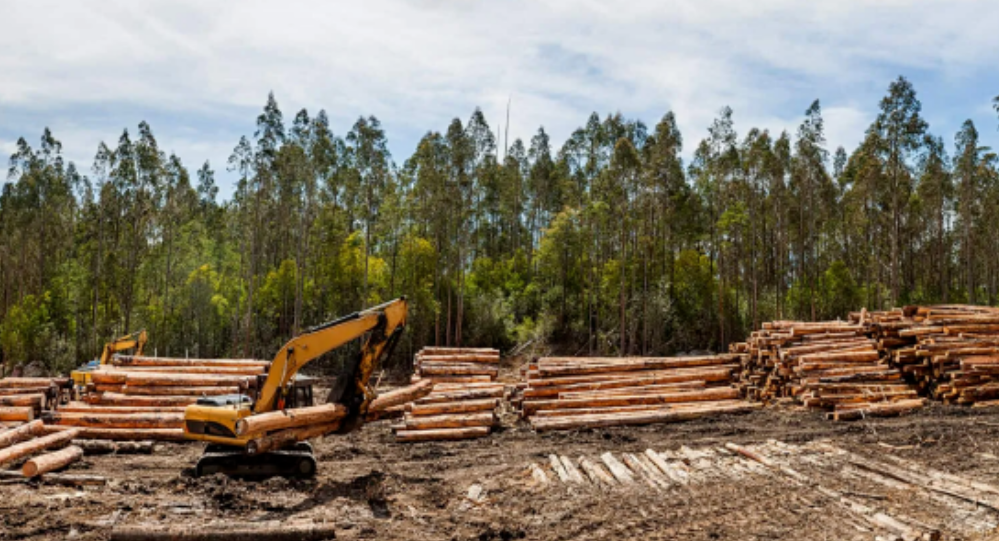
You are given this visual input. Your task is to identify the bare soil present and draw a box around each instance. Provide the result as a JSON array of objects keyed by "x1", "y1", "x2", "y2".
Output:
[{"x1": 5, "y1": 404, "x2": 999, "y2": 540}]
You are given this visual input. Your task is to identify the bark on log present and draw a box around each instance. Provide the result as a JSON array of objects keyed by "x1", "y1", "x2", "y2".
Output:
[
  {"x1": 0, "y1": 469, "x2": 106, "y2": 486},
  {"x1": 831, "y1": 399, "x2": 926, "y2": 421},
  {"x1": 98, "y1": 366, "x2": 265, "y2": 375},
  {"x1": 531, "y1": 401, "x2": 761, "y2": 431},
  {"x1": 44, "y1": 411, "x2": 184, "y2": 429},
  {"x1": 57, "y1": 405, "x2": 187, "y2": 414},
  {"x1": 419, "y1": 347, "x2": 498, "y2": 356},
  {"x1": 0, "y1": 407, "x2": 33, "y2": 422},
  {"x1": 402, "y1": 412, "x2": 495, "y2": 430},
  {"x1": 410, "y1": 375, "x2": 492, "y2": 384},
  {"x1": 367, "y1": 380, "x2": 434, "y2": 413},
  {"x1": 523, "y1": 386, "x2": 740, "y2": 415},
  {"x1": 0, "y1": 378, "x2": 63, "y2": 388},
  {"x1": 526, "y1": 366, "x2": 737, "y2": 388},
  {"x1": 417, "y1": 354, "x2": 500, "y2": 364},
  {"x1": 236, "y1": 404, "x2": 348, "y2": 437},
  {"x1": 407, "y1": 399, "x2": 498, "y2": 416},
  {"x1": 93, "y1": 393, "x2": 201, "y2": 407},
  {"x1": 0, "y1": 428, "x2": 79, "y2": 466},
  {"x1": 0, "y1": 394, "x2": 45, "y2": 409},
  {"x1": 394, "y1": 426, "x2": 490, "y2": 442},
  {"x1": 529, "y1": 399, "x2": 750, "y2": 418},
  {"x1": 537, "y1": 355, "x2": 740, "y2": 377},
  {"x1": 109, "y1": 523, "x2": 339, "y2": 541},
  {"x1": 246, "y1": 421, "x2": 341, "y2": 455},
  {"x1": 0, "y1": 420, "x2": 45, "y2": 449},
  {"x1": 557, "y1": 381, "x2": 706, "y2": 400},
  {"x1": 415, "y1": 388, "x2": 505, "y2": 404},
  {"x1": 93, "y1": 372, "x2": 253, "y2": 387},
  {"x1": 0, "y1": 386, "x2": 55, "y2": 396},
  {"x1": 418, "y1": 365, "x2": 498, "y2": 377},
  {"x1": 22, "y1": 445, "x2": 84, "y2": 477},
  {"x1": 119, "y1": 385, "x2": 241, "y2": 396},
  {"x1": 44, "y1": 426, "x2": 185, "y2": 441},
  {"x1": 796, "y1": 350, "x2": 880, "y2": 363},
  {"x1": 112, "y1": 355, "x2": 269, "y2": 368}
]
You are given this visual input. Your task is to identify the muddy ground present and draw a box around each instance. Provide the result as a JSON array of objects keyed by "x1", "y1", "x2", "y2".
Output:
[{"x1": 5, "y1": 405, "x2": 999, "y2": 540}]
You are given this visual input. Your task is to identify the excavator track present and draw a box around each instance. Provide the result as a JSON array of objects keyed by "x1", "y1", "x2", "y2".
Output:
[{"x1": 195, "y1": 443, "x2": 317, "y2": 479}]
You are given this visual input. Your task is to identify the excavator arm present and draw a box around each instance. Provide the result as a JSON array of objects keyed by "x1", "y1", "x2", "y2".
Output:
[{"x1": 99, "y1": 330, "x2": 148, "y2": 364}]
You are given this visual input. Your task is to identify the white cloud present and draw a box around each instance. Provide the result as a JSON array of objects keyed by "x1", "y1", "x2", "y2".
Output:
[{"x1": 1, "y1": 0, "x2": 998, "y2": 194}]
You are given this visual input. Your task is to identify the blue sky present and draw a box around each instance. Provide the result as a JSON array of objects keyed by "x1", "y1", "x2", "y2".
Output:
[{"x1": 1, "y1": 1, "x2": 997, "y2": 198}]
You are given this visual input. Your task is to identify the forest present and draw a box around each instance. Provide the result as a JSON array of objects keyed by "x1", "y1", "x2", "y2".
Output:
[{"x1": 1, "y1": 76, "x2": 998, "y2": 375}]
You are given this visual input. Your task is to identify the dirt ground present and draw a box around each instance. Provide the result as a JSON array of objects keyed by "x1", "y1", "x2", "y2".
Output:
[{"x1": 5, "y1": 404, "x2": 999, "y2": 540}]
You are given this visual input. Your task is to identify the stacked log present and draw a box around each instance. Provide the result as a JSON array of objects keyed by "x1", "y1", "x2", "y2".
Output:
[
  {"x1": 0, "y1": 424, "x2": 82, "y2": 478},
  {"x1": 860, "y1": 304, "x2": 999, "y2": 405},
  {"x1": 515, "y1": 355, "x2": 759, "y2": 431},
  {"x1": 57, "y1": 354, "x2": 268, "y2": 441},
  {"x1": 0, "y1": 377, "x2": 68, "y2": 412},
  {"x1": 390, "y1": 347, "x2": 503, "y2": 442},
  {"x1": 729, "y1": 320, "x2": 921, "y2": 420}
]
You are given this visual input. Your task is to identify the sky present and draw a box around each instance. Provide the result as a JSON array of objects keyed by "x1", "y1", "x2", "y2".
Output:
[{"x1": 1, "y1": 0, "x2": 997, "y2": 198}]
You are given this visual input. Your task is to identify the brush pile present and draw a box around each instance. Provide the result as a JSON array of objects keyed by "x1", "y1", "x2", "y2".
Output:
[
  {"x1": 860, "y1": 304, "x2": 999, "y2": 406},
  {"x1": 393, "y1": 347, "x2": 504, "y2": 442},
  {"x1": 514, "y1": 355, "x2": 758, "y2": 431},
  {"x1": 47, "y1": 355, "x2": 269, "y2": 441},
  {"x1": 731, "y1": 320, "x2": 923, "y2": 421}
]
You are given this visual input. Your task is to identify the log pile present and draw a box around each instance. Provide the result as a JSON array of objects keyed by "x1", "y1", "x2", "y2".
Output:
[
  {"x1": 730, "y1": 320, "x2": 922, "y2": 420},
  {"x1": 0, "y1": 420, "x2": 85, "y2": 479},
  {"x1": 514, "y1": 355, "x2": 759, "y2": 431},
  {"x1": 394, "y1": 347, "x2": 504, "y2": 442},
  {"x1": 0, "y1": 377, "x2": 69, "y2": 413},
  {"x1": 53, "y1": 354, "x2": 269, "y2": 441},
  {"x1": 859, "y1": 304, "x2": 999, "y2": 405}
]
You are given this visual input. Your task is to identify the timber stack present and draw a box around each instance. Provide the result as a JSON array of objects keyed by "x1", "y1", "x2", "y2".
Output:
[
  {"x1": 859, "y1": 304, "x2": 999, "y2": 406},
  {"x1": 515, "y1": 355, "x2": 759, "y2": 432},
  {"x1": 730, "y1": 320, "x2": 923, "y2": 421},
  {"x1": 47, "y1": 354, "x2": 269, "y2": 441},
  {"x1": 0, "y1": 420, "x2": 93, "y2": 483},
  {"x1": 394, "y1": 347, "x2": 504, "y2": 442},
  {"x1": 0, "y1": 377, "x2": 69, "y2": 419}
]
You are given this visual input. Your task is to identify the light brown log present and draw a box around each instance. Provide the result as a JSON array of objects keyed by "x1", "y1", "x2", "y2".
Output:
[
  {"x1": 394, "y1": 426, "x2": 490, "y2": 442},
  {"x1": 402, "y1": 411, "x2": 495, "y2": 430},
  {"x1": 557, "y1": 381, "x2": 706, "y2": 400},
  {"x1": 44, "y1": 411, "x2": 184, "y2": 429},
  {"x1": 526, "y1": 366, "x2": 737, "y2": 388},
  {"x1": 831, "y1": 399, "x2": 926, "y2": 421},
  {"x1": 0, "y1": 469, "x2": 106, "y2": 486},
  {"x1": 98, "y1": 365, "x2": 265, "y2": 375},
  {"x1": 419, "y1": 347, "x2": 498, "y2": 356},
  {"x1": 416, "y1": 387, "x2": 505, "y2": 403},
  {"x1": 0, "y1": 386, "x2": 54, "y2": 396},
  {"x1": 523, "y1": 386, "x2": 740, "y2": 415},
  {"x1": 0, "y1": 407, "x2": 33, "y2": 422},
  {"x1": 531, "y1": 401, "x2": 761, "y2": 431},
  {"x1": 528, "y1": 462, "x2": 549, "y2": 485},
  {"x1": 0, "y1": 394, "x2": 45, "y2": 409},
  {"x1": 0, "y1": 419, "x2": 45, "y2": 449},
  {"x1": 537, "y1": 355, "x2": 740, "y2": 377},
  {"x1": 57, "y1": 404, "x2": 186, "y2": 414},
  {"x1": 109, "y1": 523, "x2": 339, "y2": 541},
  {"x1": 578, "y1": 455, "x2": 616, "y2": 486},
  {"x1": 119, "y1": 385, "x2": 241, "y2": 396},
  {"x1": 367, "y1": 379, "x2": 434, "y2": 413},
  {"x1": 93, "y1": 372, "x2": 252, "y2": 387},
  {"x1": 0, "y1": 377, "x2": 64, "y2": 388},
  {"x1": 235, "y1": 403, "x2": 348, "y2": 437},
  {"x1": 410, "y1": 375, "x2": 493, "y2": 384},
  {"x1": 417, "y1": 354, "x2": 500, "y2": 363},
  {"x1": 93, "y1": 393, "x2": 200, "y2": 407},
  {"x1": 418, "y1": 364, "x2": 498, "y2": 377},
  {"x1": 407, "y1": 398, "x2": 498, "y2": 416},
  {"x1": 22, "y1": 445, "x2": 83, "y2": 477},
  {"x1": 246, "y1": 421, "x2": 340, "y2": 455},
  {"x1": 599, "y1": 452, "x2": 635, "y2": 485},
  {"x1": 796, "y1": 350, "x2": 880, "y2": 363},
  {"x1": 42, "y1": 425, "x2": 185, "y2": 441},
  {"x1": 0, "y1": 427, "x2": 79, "y2": 466},
  {"x1": 113, "y1": 355, "x2": 269, "y2": 368},
  {"x1": 529, "y1": 399, "x2": 751, "y2": 418}
]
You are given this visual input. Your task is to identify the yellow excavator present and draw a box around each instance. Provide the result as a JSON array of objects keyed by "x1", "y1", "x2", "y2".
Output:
[
  {"x1": 183, "y1": 297, "x2": 408, "y2": 478},
  {"x1": 70, "y1": 330, "x2": 148, "y2": 398}
]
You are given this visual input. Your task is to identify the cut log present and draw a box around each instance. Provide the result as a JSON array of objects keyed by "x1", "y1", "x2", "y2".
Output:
[
  {"x1": 557, "y1": 381, "x2": 706, "y2": 400},
  {"x1": 526, "y1": 366, "x2": 737, "y2": 388},
  {"x1": 0, "y1": 386, "x2": 54, "y2": 396},
  {"x1": 119, "y1": 385, "x2": 241, "y2": 396},
  {"x1": 92, "y1": 393, "x2": 200, "y2": 407},
  {"x1": 44, "y1": 411, "x2": 184, "y2": 429},
  {"x1": 246, "y1": 421, "x2": 340, "y2": 455},
  {"x1": 524, "y1": 386, "x2": 740, "y2": 415},
  {"x1": 98, "y1": 365, "x2": 265, "y2": 375},
  {"x1": 394, "y1": 426, "x2": 490, "y2": 443},
  {"x1": 112, "y1": 355, "x2": 269, "y2": 368},
  {"x1": 531, "y1": 401, "x2": 761, "y2": 431},
  {"x1": 109, "y1": 523, "x2": 340, "y2": 541},
  {"x1": 407, "y1": 398, "x2": 498, "y2": 416},
  {"x1": 93, "y1": 372, "x2": 253, "y2": 387},
  {"x1": 22, "y1": 445, "x2": 84, "y2": 477},
  {"x1": 0, "y1": 407, "x2": 33, "y2": 422},
  {"x1": 0, "y1": 427, "x2": 79, "y2": 466},
  {"x1": 0, "y1": 469, "x2": 106, "y2": 486},
  {"x1": 528, "y1": 462, "x2": 549, "y2": 485},
  {"x1": 418, "y1": 347, "x2": 498, "y2": 356},
  {"x1": 367, "y1": 380, "x2": 434, "y2": 413},
  {"x1": 529, "y1": 399, "x2": 750, "y2": 418},
  {"x1": 417, "y1": 364, "x2": 498, "y2": 377},
  {"x1": 0, "y1": 394, "x2": 45, "y2": 409},
  {"x1": 402, "y1": 411, "x2": 495, "y2": 430},
  {"x1": 537, "y1": 355, "x2": 740, "y2": 377},
  {"x1": 0, "y1": 420, "x2": 45, "y2": 449},
  {"x1": 831, "y1": 399, "x2": 926, "y2": 421},
  {"x1": 235, "y1": 404, "x2": 348, "y2": 437},
  {"x1": 415, "y1": 387, "x2": 504, "y2": 403},
  {"x1": 57, "y1": 405, "x2": 187, "y2": 414},
  {"x1": 599, "y1": 452, "x2": 635, "y2": 485},
  {"x1": 578, "y1": 455, "x2": 616, "y2": 486},
  {"x1": 0, "y1": 377, "x2": 63, "y2": 388}
]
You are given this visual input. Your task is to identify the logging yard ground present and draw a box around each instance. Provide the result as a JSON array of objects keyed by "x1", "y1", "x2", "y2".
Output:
[{"x1": 6, "y1": 405, "x2": 999, "y2": 540}]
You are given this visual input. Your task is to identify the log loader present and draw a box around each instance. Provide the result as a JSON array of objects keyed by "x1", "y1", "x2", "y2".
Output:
[
  {"x1": 183, "y1": 297, "x2": 408, "y2": 478},
  {"x1": 70, "y1": 330, "x2": 148, "y2": 398}
]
